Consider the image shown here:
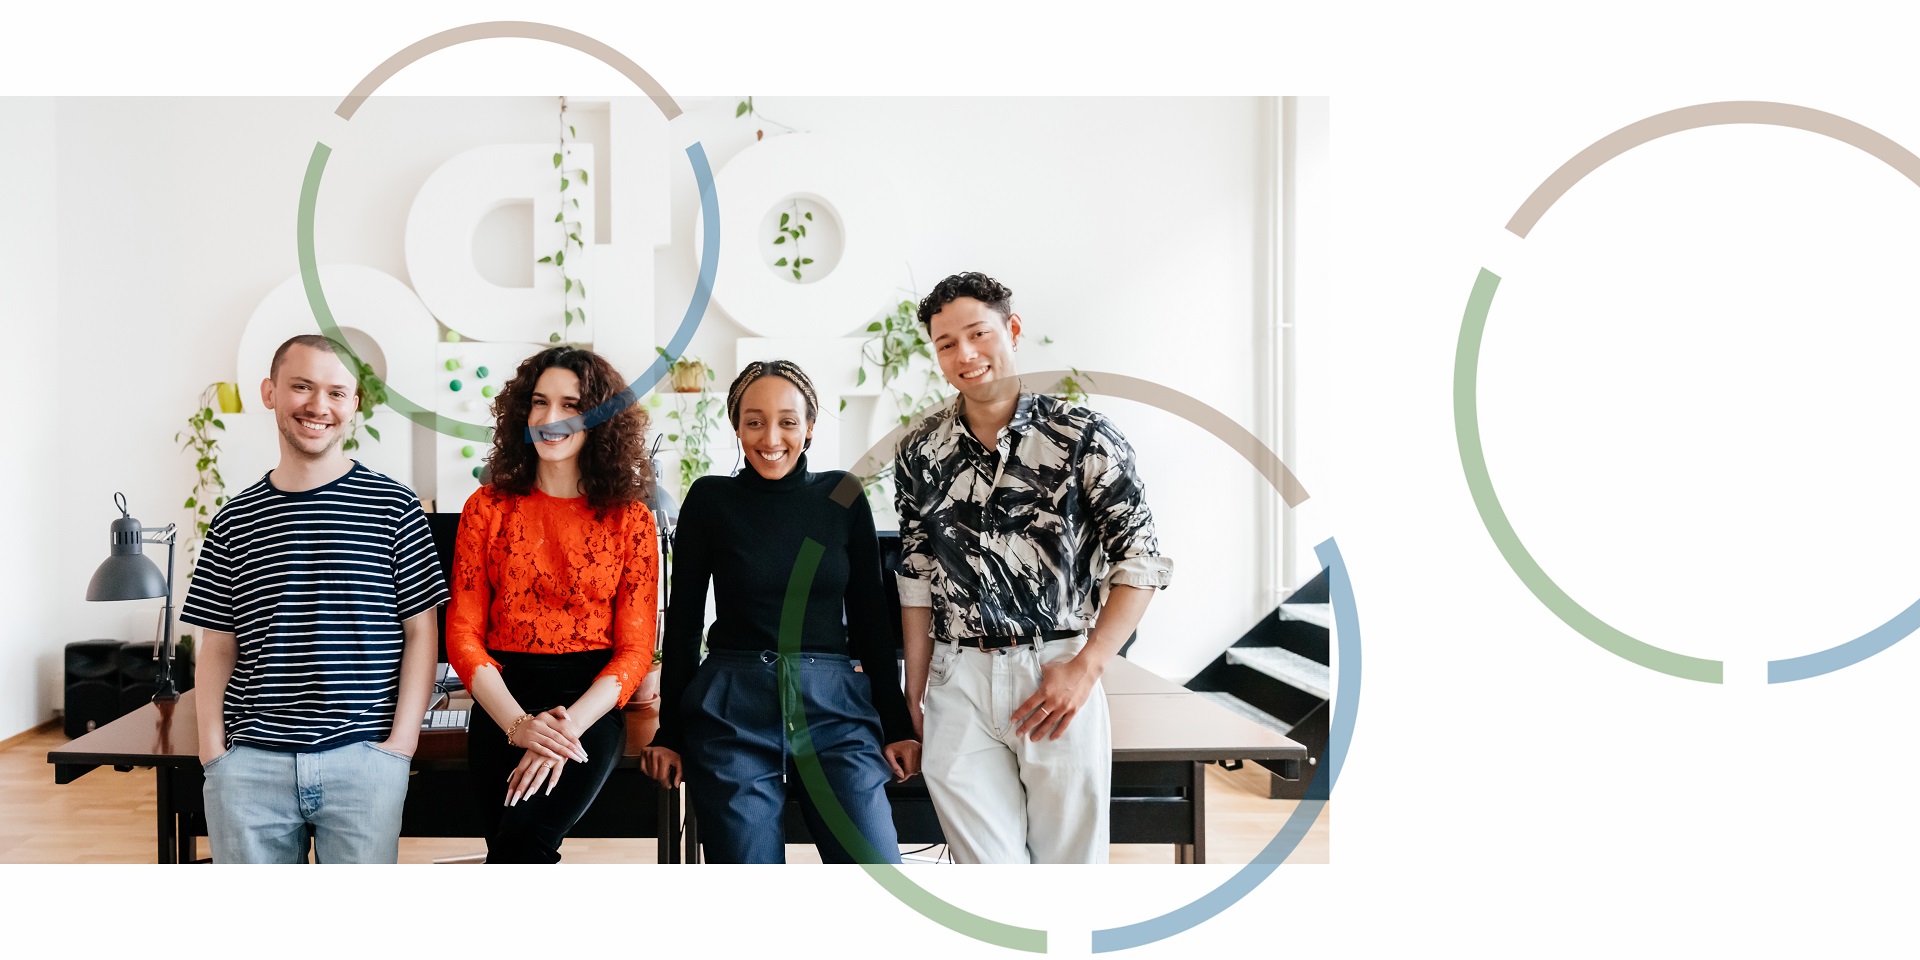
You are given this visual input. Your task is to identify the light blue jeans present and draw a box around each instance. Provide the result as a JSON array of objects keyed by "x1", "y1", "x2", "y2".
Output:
[{"x1": 201, "y1": 740, "x2": 413, "y2": 863}]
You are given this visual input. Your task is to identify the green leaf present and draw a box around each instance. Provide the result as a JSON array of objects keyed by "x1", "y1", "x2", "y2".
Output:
[
  {"x1": 553, "y1": 152, "x2": 563, "y2": 168},
  {"x1": 343, "y1": 439, "x2": 358, "y2": 452},
  {"x1": 792, "y1": 268, "x2": 802, "y2": 280},
  {"x1": 555, "y1": 251, "x2": 564, "y2": 266},
  {"x1": 577, "y1": 282, "x2": 586, "y2": 297},
  {"x1": 184, "y1": 497, "x2": 196, "y2": 509},
  {"x1": 804, "y1": 211, "x2": 813, "y2": 220},
  {"x1": 773, "y1": 235, "x2": 786, "y2": 244},
  {"x1": 572, "y1": 197, "x2": 579, "y2": 208},
  {"x1": 796, "y1": 224, "x2": 807, "y2": 237},
  {"x1": 569, "y1": 232, "x2": 581, "y2": 244},
  {"x1": 774, "y1": 257, "x2": 788, "y2": 266},
  {"x1": 667, "y1": 434, "x2": 679, "y2": 442},
  {"x1": 735, "y1": 101, "x2": 750, "y2": 117},
  {"x1": 856, "y1": 367, "x2": 867, "y2": 386},
  {"x1": 780, "y1": 212, "x2": 790, "y2": 227},
  {"x1": 800, "y1": 258, "x2": 813, "y2": 265},
  {"x1": 867, "y1": 321, "x2": 883, "y2": 332},
  {"x1": 900, "y1": 414, "x2": 911, "y2": 426},
  {"x1": 365, "y1": 425, "x2": 381, "y2": 442},
  {"x1": 838, "y1": 397, "x2": 847, "y2": 413},
  {"x1": 569, "y1": 124, "x2": 576, "y2": 138},
  {"x1": 565, "y1": 277, "x2": 573, "y2": 293},
  {"x1": 578, "y1": 170, "x2": 587, "y2": 185},
  {"x1": 554, "y1": 212, "x2": 563, "y2": 222},
  {"x1": 560, "y1": 178, "x2": 569, "y2": 192}
]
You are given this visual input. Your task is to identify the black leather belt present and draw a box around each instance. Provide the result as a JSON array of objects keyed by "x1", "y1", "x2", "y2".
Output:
[{"x1": 951, "y1": 630, "x2": 1082, "y2": 650}]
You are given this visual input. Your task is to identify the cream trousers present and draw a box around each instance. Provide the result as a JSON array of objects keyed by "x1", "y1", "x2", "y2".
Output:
[{"x1": 921, "y1": 635, "x2": 1111, "y2": 864}]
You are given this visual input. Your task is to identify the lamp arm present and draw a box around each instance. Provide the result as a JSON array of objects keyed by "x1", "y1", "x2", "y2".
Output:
[{"x1": 151, "y1": 526, "x2": 180, "y2": 701}]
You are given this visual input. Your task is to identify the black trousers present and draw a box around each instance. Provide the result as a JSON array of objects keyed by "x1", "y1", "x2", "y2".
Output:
[{"x1": 468, "y1": 649, "x2": 626, "y2": 863}]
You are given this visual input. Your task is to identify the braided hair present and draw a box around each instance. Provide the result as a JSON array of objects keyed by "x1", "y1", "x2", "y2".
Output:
[{"x1": 725, "y1": 359, "x2": 821, "y2": 449}]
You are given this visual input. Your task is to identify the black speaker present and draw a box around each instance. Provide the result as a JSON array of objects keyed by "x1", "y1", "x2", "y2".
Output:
[
  {"x1": 64, "y1": 639, "x2": 124, "y2": 738},
  {"x1": 118, "y1": 641, "x2": 194, "y2": 713}
]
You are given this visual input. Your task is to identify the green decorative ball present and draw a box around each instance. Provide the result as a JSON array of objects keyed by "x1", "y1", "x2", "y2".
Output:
[
  {"x1": 449, "y1": 379, "x2": 463, "y2": 392},
  {"x1": 445, "y1": 358, "x2": 461, "y2": 371},
  {"x1": 481, "y1": 385, "x2": 497, "y2": 398},
  {"x1": 476, "y1": 366, "x2": 490, "y2": 379},
  {"x1": 461, "y1": 445, "x2": 475, "y2": 459},
  {"x1": 444, "y1": 330, "x2": 461, "y2": 342},
  {"x1": 471, "y1": 466, "x2": 482, "y2": 480}
]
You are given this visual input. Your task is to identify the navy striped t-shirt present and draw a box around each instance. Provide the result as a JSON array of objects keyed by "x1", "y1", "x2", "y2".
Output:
[{"x1": 180, "y1": 462, "x2": 449, "y2": 751}]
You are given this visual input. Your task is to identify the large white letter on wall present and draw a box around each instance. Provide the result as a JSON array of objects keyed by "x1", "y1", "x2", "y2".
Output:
[
  {"x1": 696, "y1": 133, "x2": 903, "y2": 339},
  {"x1": 406, "y1": 144, "x2": 597, "y2": 344}
]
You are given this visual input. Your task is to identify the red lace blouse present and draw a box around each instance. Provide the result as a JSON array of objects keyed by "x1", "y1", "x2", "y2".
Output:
[{"x1": 446, "y1": 485, "x2": 660, "y2": 707}]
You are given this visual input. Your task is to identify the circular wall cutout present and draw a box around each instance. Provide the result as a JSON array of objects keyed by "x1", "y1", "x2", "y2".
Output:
[{"x1": 759, "y1": 195, "x2": 844, "y2": 284}]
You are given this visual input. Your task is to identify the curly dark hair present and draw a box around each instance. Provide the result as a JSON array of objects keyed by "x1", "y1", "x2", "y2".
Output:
[
  {"x1": 484, "y1": 346, "x2": 654, "y2": 519},
  {"x1": 917, "y1": 271, "x2": 1014, "y2": 328}
]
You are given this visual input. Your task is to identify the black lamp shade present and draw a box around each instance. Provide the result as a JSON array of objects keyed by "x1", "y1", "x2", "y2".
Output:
[
  {"x1": 86, "y1": 514, "x2": 167, "y2": 601},
  {"x1": 87, "y1": 553, "x2": 167, "y2": 602}
]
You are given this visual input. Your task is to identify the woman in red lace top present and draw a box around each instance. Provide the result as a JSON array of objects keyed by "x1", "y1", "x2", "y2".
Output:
[{"x1": 445, "y1": 346, "x2": 660, "y2": 862}]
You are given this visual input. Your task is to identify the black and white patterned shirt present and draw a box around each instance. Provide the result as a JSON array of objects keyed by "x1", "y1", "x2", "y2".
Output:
[{"x1": 894, "y1": 391, "x2": 1172, "y2": 639}]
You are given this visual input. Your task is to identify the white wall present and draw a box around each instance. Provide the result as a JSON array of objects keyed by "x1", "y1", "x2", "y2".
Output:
[
  {"x1": 653, "y1": 97, "x2": 1278, "y2": 680},
  {"x1": 15, "y1": 95, "x2": 1291, "y2": 736},
  {"x1": 0, "y1": 98, "x2": 59, "y2": 737}
]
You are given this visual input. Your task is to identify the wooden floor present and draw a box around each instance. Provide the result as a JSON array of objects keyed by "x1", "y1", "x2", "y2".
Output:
[{"x1": 1, "y1": 723, "x2": 1328, "y2": 864}]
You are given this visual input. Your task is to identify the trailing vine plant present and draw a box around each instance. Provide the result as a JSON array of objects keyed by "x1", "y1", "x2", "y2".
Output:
[
  {"x1": 176, "y1": 383, "x2": 230, "y2": 577},
  {"x1": 772, "y1": 202, "x2": 815, "y2": 281},
  {"x1": 339, "y1": 351, "x2": 388, "y2": 453},
  {"x1": 656, "y1": 347, "x2": 720, "y2": 498},
  {"x1": 538, "y1": 96, "x2": 588, "y2": 344},
  {"x1": 853, "y1": 298, "x2": 951, "y2": 496}
]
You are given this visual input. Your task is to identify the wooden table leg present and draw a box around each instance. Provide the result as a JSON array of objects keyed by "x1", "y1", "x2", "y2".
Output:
[{"x1": 156, "y1": 766, "x2": 177, "y2": 864}]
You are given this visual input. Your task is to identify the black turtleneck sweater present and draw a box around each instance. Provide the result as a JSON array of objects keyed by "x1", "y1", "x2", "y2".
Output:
[{"x1": 652, "y1": 454, "x2": 913, "y2": 751}]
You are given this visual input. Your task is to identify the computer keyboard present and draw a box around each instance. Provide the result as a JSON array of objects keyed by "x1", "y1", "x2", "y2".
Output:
[{"x1": 422, "y1": 708, "x2": 470, "y2": 731}]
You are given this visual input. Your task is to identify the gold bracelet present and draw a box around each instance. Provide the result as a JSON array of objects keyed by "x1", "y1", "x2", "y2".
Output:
[{"x1": 505, "y1": 712, "x2": 533, "y2": 745}]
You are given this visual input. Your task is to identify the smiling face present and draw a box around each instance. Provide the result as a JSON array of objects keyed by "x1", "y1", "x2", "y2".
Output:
[
  {"x1": 736, "y1": 375, "x2": 812, "y2": 481},
  {"x1": 527, "y1": 365, "x2": 588, "y2": 466},
  {"x1": 260, "y1": 343, "x2": 358, "y2": 461},
  {"x1": 928, "y1": 295, "x2": 1022, "y2": 402}
]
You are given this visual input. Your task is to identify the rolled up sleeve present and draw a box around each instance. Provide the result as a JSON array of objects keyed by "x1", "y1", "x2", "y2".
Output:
[{"x1": 1081, "y1": 416, "x2": 1173, "y2": 591}]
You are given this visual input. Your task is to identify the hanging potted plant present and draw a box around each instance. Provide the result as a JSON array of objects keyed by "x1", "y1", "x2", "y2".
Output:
[{"x1": 669, "y1": 356, "x2": 710, "y2": 393}]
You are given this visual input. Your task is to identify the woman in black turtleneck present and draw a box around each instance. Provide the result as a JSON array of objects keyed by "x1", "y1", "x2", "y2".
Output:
[{"x1": 641, "y1": 359, "x2": 920, "y2": 863}]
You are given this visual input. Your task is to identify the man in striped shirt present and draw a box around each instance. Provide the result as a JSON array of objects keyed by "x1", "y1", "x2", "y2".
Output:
[{"x1": 181, "y1": 335, "x2": 448, "y2": 863}]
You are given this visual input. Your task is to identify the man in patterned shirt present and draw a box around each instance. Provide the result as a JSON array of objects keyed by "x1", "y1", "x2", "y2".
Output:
[{"x1": 895, "y1": 272, "x2": 1174, "y2": 863}]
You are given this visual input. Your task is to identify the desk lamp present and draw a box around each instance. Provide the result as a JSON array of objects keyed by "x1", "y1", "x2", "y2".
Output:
[{"x1": 85, "y1": 492, "x2": 181, "y2": 702}]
